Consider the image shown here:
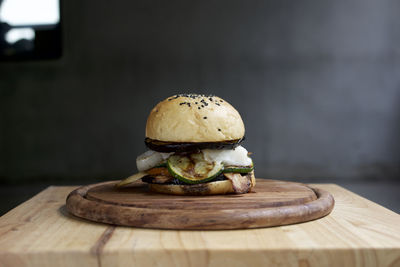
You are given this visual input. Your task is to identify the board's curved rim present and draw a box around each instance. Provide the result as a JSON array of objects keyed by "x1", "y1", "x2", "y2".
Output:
[{"x1": 66, "y1": 180, "x2": 335, "y2": 230}]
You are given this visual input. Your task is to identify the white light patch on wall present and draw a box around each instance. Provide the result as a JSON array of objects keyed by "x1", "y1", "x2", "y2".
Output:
[
  {"x1": 5, "y1": 28, "x2": 35, "y2": 44},
  {"x1": 0, "y1": 0, "x2": 59, "y2": 26}
]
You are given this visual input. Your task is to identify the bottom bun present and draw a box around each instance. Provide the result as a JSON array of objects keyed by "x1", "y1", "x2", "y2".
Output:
[{"x1": 148, "y1": 172, "x2": 256, "y2": 195}]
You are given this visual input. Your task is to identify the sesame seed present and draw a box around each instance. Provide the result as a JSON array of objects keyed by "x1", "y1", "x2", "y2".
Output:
[{"x1": 203, "y1": 117, "x2": 207, "y2": 119}]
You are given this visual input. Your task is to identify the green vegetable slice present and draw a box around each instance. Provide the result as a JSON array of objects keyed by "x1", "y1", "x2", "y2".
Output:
[
  {"x1": 167, "y1": 153, "x2": 223, "y2": 184},
  {"x1": 155, "y1": 162, "x2": 167, "y2": 168},
  {"x1": 223, "y1": 158, "x2": 253, "y2": 173},
  {"x1": 223, "y1": 165, "x2": 254, "y2": 173}
]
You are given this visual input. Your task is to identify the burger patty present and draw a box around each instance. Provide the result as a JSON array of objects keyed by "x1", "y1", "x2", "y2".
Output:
[
  {"x1": 144, "y1": 137, "x2": 244, "y2": 153},
  {"x1": 142, "y1": 173, "x2": 229, "y2": 185}
]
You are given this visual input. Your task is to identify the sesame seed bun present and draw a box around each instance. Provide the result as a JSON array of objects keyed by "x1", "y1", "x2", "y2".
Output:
[{"x1": 145, "y1": 94, "x2": 245, "y2": 142}]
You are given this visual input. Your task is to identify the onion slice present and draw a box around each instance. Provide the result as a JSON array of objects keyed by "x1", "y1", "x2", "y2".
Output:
[
  {"x1": 115, "y1": 172, "x2": 148, "y2": 188},
  {"x1": 136, "y1": 150, "x2": 173, "y2": 172},
  {"x1": 223, "y1": 172, "x2": 252, "y2": 194}
]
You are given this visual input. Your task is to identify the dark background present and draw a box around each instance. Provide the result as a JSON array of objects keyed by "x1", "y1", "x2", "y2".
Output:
[{"x1": 1, "y1": 0, "x2": 399, "y2": 214}]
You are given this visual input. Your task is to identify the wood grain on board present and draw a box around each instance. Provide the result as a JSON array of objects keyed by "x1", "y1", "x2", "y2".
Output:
[{"x1": 0, "y1": 181, "x2": 399, "y2": 267}]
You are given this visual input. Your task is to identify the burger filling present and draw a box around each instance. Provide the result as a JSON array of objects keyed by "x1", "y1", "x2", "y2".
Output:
[{"x1": 117, "y1": 145, "x2": 254, "y2": 193}]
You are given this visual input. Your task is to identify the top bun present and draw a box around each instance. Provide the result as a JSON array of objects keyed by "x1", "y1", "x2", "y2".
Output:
[{"x1": 146, "y1": 94, "x2": 245, "y2": 142}]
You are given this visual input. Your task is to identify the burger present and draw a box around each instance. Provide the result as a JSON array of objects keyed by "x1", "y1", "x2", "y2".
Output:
[{"x1": 117, "y1": 93, "x2": 255, "y2": 195}]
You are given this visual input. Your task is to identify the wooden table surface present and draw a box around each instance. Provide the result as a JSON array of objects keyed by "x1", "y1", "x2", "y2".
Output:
[{"x1": 0, "y1": 183, "x2": 399, "y2": 267}]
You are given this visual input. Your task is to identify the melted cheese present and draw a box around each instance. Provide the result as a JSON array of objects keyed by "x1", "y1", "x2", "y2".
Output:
[
  {"x1": 136, "y1": 145, "x2": 252, "y2": 172},
  {"x1": 202, "y1": 146, "x2": 252, "y2": 166}
]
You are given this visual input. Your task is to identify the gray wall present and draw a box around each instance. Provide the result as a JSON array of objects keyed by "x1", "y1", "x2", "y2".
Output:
[{"x1": 1, "y1": 0, "x2": 399, "y2": 183}]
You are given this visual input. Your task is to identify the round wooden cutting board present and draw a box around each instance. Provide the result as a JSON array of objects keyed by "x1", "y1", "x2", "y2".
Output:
[{"x1": 66, "y1": 179, "x2": 334, "y2": 230}]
